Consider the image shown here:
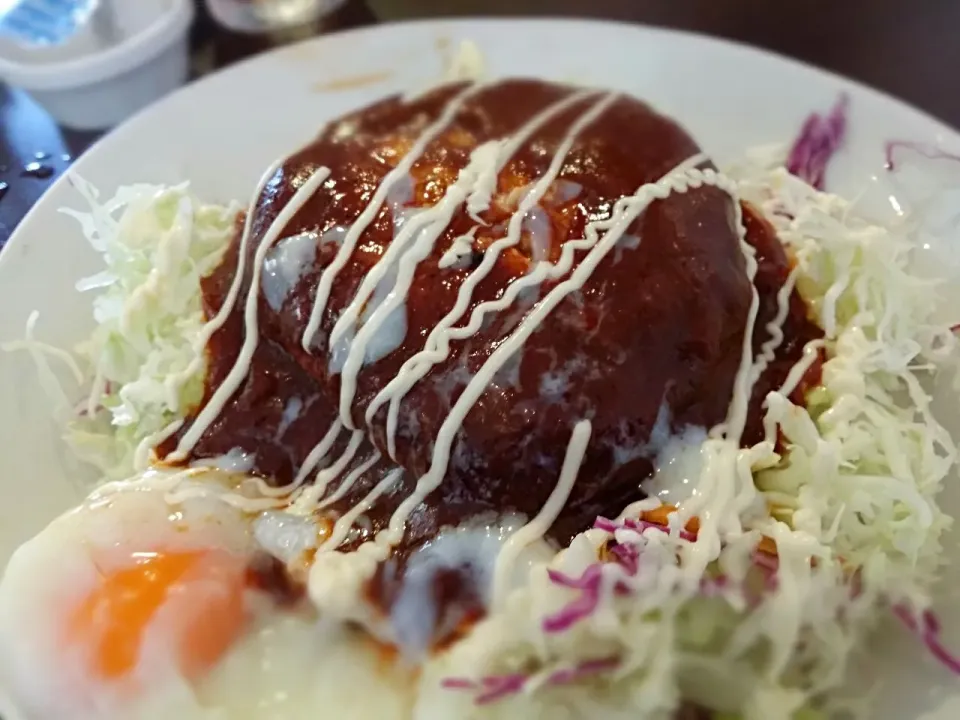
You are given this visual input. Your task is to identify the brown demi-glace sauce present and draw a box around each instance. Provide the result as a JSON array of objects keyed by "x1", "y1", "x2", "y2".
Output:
[{"x1": 159, "y1": 79, "x2": 822, "y2": 647}]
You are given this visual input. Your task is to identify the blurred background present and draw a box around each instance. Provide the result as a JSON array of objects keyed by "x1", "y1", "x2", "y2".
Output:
[{"x1": 0, "y1": 0, "x2": 957, "y2": 245}]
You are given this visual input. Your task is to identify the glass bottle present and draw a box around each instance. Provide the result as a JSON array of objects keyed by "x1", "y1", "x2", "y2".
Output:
[{"x1": 194, "y1": 0, "x2": 376, "y2": 69}]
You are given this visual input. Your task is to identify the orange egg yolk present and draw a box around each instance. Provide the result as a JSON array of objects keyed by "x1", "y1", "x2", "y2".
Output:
[{"x1": 67, "y1": 549, "x2": 249, "y2": 681}]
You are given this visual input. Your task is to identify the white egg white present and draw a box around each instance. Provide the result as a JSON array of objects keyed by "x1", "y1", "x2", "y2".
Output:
[{"x1": 0, "y1": 468, "x2": 416, "y2": 720}]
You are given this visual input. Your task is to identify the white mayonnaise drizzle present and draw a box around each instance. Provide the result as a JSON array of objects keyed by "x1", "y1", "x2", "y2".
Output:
[
  {"x1": 327, "y1": 140, "x2": 496, "y2": 357},
  {"x1": 300, "y1": 83, "x2": 484, "y2": 354},
  {"x1": 645, "y1": 425, "x2": 709, "y2": 504},
  {"x1": 332, "y1": 140, "x2": 507, "y2": 427},
  {"x1": 710, "y1": 189, "x2": 760, "y2": 445},
  {"x1": 438, "y1": 227, "x2": 479, "y2": 269},
  {"x1": 677, "y1": 291, "x2": 819, "y2": 576},
  {"x1": 155, "y1": 83, "x2": 784, "y2": 620},
  {"x1": 777, "y1": 339, "x2": 826, "y2": 398},
  {"x1": 759, "y1": 337, "x2": 828, "y2": 450},
  {"x1": 289, "y1": 419, "x2": 343, "y2": 490},
  {"x1": 352, "y1": 93, "x2": 619, "y2": 438},
  {"x1": 275, "y1": 396, "x2": 304, "y2": 440},
  {"x1": 369, "y1": 158, "x2": 741, "y2": 555},
  {"x1": 171, "y1": 166, "x2": 332, "y2": 460},
  {"x1": 315, "y1": 451, "x2": 382, "y2": 511},
  {"x1": 749, "y1": 264, "x2": 801, "y2": 386},
  {"x1": 162, "y1": 160, "x2": 284, "y2": 421},
  {"x1": 491, "y1": 419, "x2": 592, "y2": 608},
  {"x1": 524, "y1": 206, "x2": 553, "y2": 262},
  {"x1": 334, "y1": 88, "x2": 598, "y2": 437},
  {"x1": 291, "y1": 430, "x2": 364, "y2": 513},
  {"x1": 261, "y1": 228, "x2": 340, "y2": 312},
  {"x1": 165, "y1": 484, "x2": 288, "y2": 513},
  {"x1": 320, "y1": 468, "x2": 405, "y2": 551},
  {"x1": 135, "y1": 418, "x2": 183, "y2": 471},
  {"x1": 389, "y1": 514, "x2": 529, "y2": 655},
  {"x1": 191, "y1": 447, "x2": 256, "y2": 474},
  {"x1": 366, "y1": 91, "x2": 619, "y2": 458}
]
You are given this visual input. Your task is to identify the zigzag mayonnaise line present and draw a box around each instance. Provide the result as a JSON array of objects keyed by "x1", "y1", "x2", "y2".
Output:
[
  {"x1": 300, "y1": 83, "x2": 484, "y2": 356},
  {"x1": 315, "y1": 451, "x2": 382, "y2": 512},
  {"x1": 491, "y1": 419, "x2": 592, "y2": 609},
  {"x1": 163, "y1": 159, "x2": 284, "y2": 446},
  {"x1": 366, "y1": 158, "x2": 747, "y2": 555},
  {"x1": 364, "y1": 92, "x2": 620, "y2": 458},
  {"x1": 334, "y1": 93, "x2": 613, "y2": 432},
  {"x1": 171, "y1": 166, "x2": 332, "y2": 460},
  {"x1": 327, "y1": 88, "x2": 597, "y2": 413}
]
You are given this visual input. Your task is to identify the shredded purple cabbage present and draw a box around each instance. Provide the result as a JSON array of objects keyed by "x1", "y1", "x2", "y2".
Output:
[
  {"x1": 545, "y1": 656, "x2": 619, "y2": 685},
  {"x1": 442, "y1": 656, "x2": 620, "y2": 705},
  {"x1": 543, "y1": 519, "x2": 783, "y2": 635},
  {"x1": 543, "y1": 564, "x2": 632, "y2": 633},
  {"x1": 786, "y1": 94, "x2": 849, "y2": 189},
  {"x1": 884, "y1": 140, "x2": 960, "y2": 171},
  {"x1": 441, "y1": 515, "x2": 783, "y2": 705},
  {"x1": 594, "y1": 515, "x2": 697, "y2": 542},
  {"x1": 440, "y1": 678, "x2": 476, "y2": 690},
  {"x1": 593, "y1": 516, "x2": 621, "y2": 534},
  {"x1": 698, "y1": 574, "x2": 729, "y2": 597},
  {"x1": 547, "y1": 564, "x2": 603, "y2": 590},
  {"x1": 752, "y1": 549, "x2": 780, "y2": 578},
  {"x1": 475, "y1": 674, "x2": 528, "y2": 705},
  {"x1": 893, "y1": 604, "x2": 960, "y2": 675},
  {"x1": 610, "y1": 543, "x2": 640, "y2": 575}
]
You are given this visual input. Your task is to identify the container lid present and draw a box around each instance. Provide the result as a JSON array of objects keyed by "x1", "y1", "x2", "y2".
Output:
[
  {"x1": 0, "y1": 0, "x2": 103, "y2": 47},
  {"x1": 0, "y1": 0, "x2": 193, "y2": 91}
]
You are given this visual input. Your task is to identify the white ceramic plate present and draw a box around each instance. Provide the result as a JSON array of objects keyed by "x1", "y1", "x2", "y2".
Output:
[{"x1": 1, "y1": 18, "x2": 958, "y2": 719}]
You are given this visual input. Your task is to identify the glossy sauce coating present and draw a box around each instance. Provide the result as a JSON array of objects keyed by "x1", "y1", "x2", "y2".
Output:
[{"x1": 159, "y1": 79, "x2": 822, "y2": 641}]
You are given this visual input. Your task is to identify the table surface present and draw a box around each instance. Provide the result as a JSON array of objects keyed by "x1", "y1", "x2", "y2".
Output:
[{"x1": 1, "y1": 0, "x2": 958, "y2": 247}]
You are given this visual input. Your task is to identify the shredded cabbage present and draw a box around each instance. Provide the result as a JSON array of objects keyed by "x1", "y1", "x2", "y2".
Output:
[
  {"x1": 422, "y1": 155, "x2": 959, "y2": 720},
  {"x1": 739, "y1": 166, "x2": 957, "y2": 594},
  {"x1": 57, "y1": 177, "x2": 240, "y2": 480}
]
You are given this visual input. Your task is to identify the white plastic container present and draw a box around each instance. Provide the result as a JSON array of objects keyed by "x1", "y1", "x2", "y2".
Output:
[{"x1": 0, "y1": 0, "x2": 194, "y2": 130}]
